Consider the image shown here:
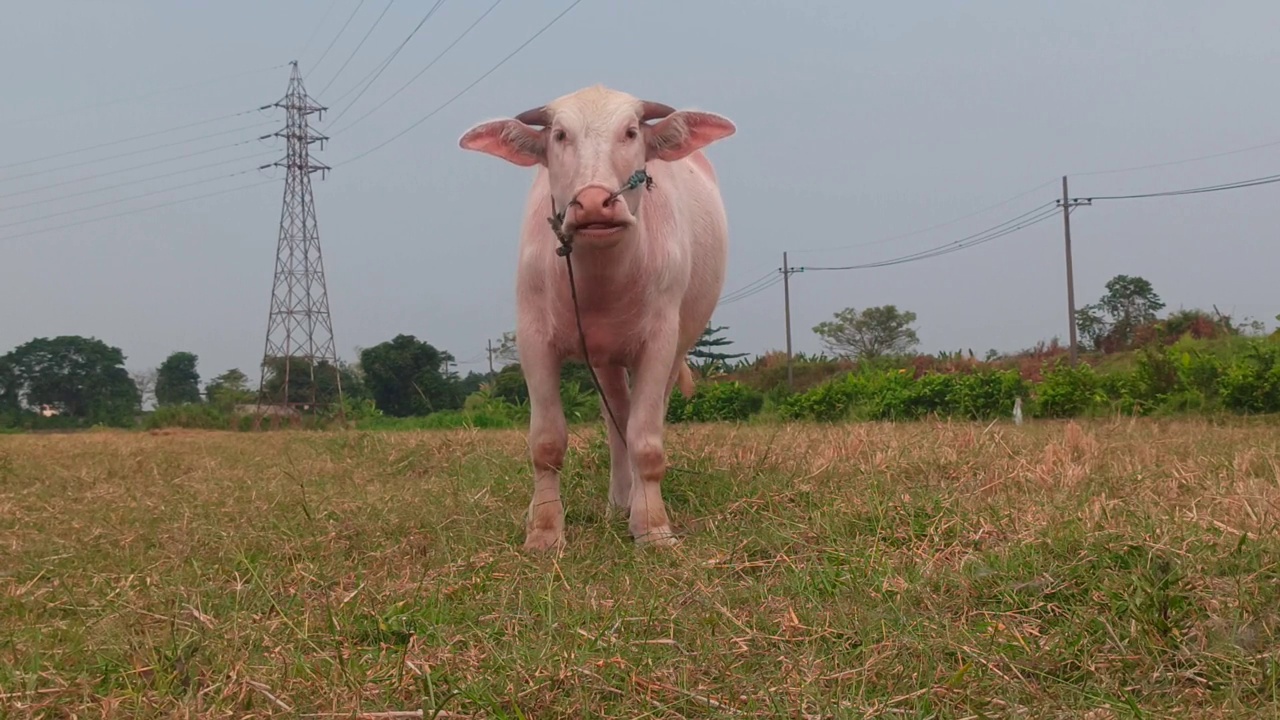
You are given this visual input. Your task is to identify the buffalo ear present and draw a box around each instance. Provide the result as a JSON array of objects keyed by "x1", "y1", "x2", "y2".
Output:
[
  {"x1": 645, "y1": 111, "x2": 736, "y2": 162},
  {"x1": 459, "y1": 119, "x2": 546, "y2": 167}
]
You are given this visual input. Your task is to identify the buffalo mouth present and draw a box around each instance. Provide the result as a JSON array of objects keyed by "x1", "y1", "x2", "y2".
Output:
[{"x1": 571, "y1": 221, "x2": 629, "y2": 237}]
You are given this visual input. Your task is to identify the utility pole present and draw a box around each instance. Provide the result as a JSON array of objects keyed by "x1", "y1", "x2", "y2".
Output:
[
  {"x1": 1057, "y1": 176, "x2": 1092, "y2": 366},
  {"x1": 782, "y1": 251, "x2": 794, "y2": 390},
  {"x1": 487, "y1": 339, "x2": 495, "y2": 375},
  {"x1": 255, "y1": 61, "x2": 342, "y2": 427}
]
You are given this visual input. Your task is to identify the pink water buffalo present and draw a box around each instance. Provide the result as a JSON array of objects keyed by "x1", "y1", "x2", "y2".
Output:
[{"x1": 459, "y1": 85, "x2": 736, "y2": 550}]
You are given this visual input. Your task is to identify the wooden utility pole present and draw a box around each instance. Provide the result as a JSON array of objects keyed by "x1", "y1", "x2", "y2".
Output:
[
  {"x1": 783, "y1": 251, "x2": 794, "y2": 390},
  {"x1": 487, "y1": 339, "x2": 495, "y2": 375},
  {"x1": 1058, "y1": 176, "x2": 1091, "y2": 365}
]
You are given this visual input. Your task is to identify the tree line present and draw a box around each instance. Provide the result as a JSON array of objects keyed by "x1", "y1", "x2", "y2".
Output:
[
  {"x1": 3, "y1": 273, "x2": 1271, "y2": 429},
  {"x1": 808, "y1": 273, "x2": 1273, "y2": 361},
  {"x1": 0, "y1": 324, "x2": 748, "y2": 429}
]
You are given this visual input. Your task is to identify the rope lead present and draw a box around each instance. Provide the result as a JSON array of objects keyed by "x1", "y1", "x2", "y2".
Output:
[{"x1": 543, "y1": 167, "x2": 655, "y2": 446}]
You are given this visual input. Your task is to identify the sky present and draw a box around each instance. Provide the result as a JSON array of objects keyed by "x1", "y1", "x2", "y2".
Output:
[{"x1": 1, "y1": 1, "x2": 1278, "y2": 383}]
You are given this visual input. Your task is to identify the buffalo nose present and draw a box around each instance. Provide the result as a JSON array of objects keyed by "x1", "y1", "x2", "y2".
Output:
[{"x1": 573, "y1": 186, "x2": 615, "y2": 213}]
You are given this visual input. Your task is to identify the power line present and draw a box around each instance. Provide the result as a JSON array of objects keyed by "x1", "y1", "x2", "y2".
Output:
[
  {"x1": 0, "y1": 178, "x2": 277, "y2": 243},
  {"x1": 297, "y1": 0, "x2": 345, "y2": 62},
  {"x1": 720, "y1": 277, "x2": 778, "y2": 304},
  {"x1": 800, "y1": 204, "x2": 1060, "y2": 272},
  {"x1": 1, "y1": 64, "x2": 287, "y2": 128},
  {"x1": 340, "y1": 0, "x2": 583, "y2": 166},
  {"x1": 0, "y1": 120, "x2": 276, "y2": 186},
  {"x1": 720, "y1": 275, "x2": 783, "y2": 306},
  {"x1": 329, "y1": 0, "x2": 501, "y2": 134},
  {"x1": 1082, "y1": 171, "x2": 1280, "y2": 201},
  {"x1": 1074, "y1": 138, "x2": 1280, "y2": 178},
  {"x1": 310, "y1": 0, "x2": 369, "y2": 75},
  {"x1": 720, "y1": 281, "x2": 778, "y2": 306},
  {"x1": 0, "y1": 138, "x2": 275, "y2": 203},
  {"x1": 316, "y1": 0, "x2": 398, "y2": 97},
  {"x1": 0, "y1": 150, "x2": 277, "y2": 213},
  {"x1": 790, "y1": 177, "x2": 1058, "y2": 255},
  {"x1": 323, "y1": 0, "x2": 453, "y2": 127},
  {"x1": 720, "y1": 269, "x2": 778, "y2": 297},
  {"x1": 718, "y1": 269, "x2": 780, "y2": 304},
  {"x1": 0, "y1": 109, "x2": 265, "y2": 171},
  {"x1": 323, "y1": 0, "x2": 449, "y2": 110},
  {"x1": 0, "y1": 168, "x2": 264, "y2": 231}
]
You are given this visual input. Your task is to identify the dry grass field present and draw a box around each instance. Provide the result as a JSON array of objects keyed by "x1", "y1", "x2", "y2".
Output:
[{"x1": 1, "y1": 419, "x2": 1278, "y2": 718}]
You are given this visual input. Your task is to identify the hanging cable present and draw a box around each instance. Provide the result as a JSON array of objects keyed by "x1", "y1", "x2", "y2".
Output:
[
  {"x1": 339, "y1": 0, "x2": 583, "y2": 166},
  {"x1": 0, "y1": 178, "x2": 278, "y2": 243},
  {"x1": 309, "y1": 0, "x2": 369, "y2": 75},
  {"x1": 720, "y1": 275, "x2": 784, "y2": 306},
  {"x1": 790, "y1": 177, "x2": 1059, "y2": 255},
  {"x1": 0, "y1": 110, "x2": 266, "y2": 171},
  {"x1": 1082, "y1": 172, "x2": 1280, "y2": 201},
  {"x1": 2, "y1": 64, "x2": 287, "y2": 129},
  {"x1": 801, "y1": 205, "x2": 1060, "y2": 272},
  {"x1": 316, "y1": 0, "x2": 398, "y2": 97},
  {"x1": 297, "y1": 0, "x2": 345, "y2": 63},
  {"x1": 330, "y1": 0, "x2": 502, "y2": 134},
  {"x1": 0, "y1": 150, "x2": 278, "y2": 213},
  {"x1": 718, "y1": 270, "x2": 781, "y2": 304},
  {"x1": 0, "y1": 168, "x2": 265, "y2": 231},
  {"x1": 0, "y1": 120, "x2": 276, "y2": 186},
  {"x1": 0, "y1": 138, "x2": 275, "y2": 203},
  {"x1": 323, "y1": 0, "x2": 452, "y2": 126}
]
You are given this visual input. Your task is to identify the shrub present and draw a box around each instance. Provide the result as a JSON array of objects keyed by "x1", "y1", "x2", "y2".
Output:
[
  {"x1": 1095, "y1": 370, "x2": 1143, "y2": 416},
  {"x1": 778, "y1": 373, "x2": 860, "y2": 422},
  {"x1": 678, "y1": 381, "x2": 764, "y2": 423},
  {"x1": 1218, "y1": 342, "x2": 1280, "y2": 414},
  {"x1": 952, "y1": 370, "x2": 1028, "y2": 420},
  {"x1": 1034, "y1": 360, "x2": 1105, "y2": 418},
  {"x1": 560, "y1": 381, "x2": 601, "y2": 424},
  {"x1": 1131, "y1": 345, "x2": 1180, "y2": 408},
  {"x1": 144, "y1": 403, "x2": 231, "y2": 430},
  {"x1": 846, "y1": 370, "x2": 931, "y2": 421},
  {"x1": 1173, "y1": 346, "x2": 1224, "y2": 397}
]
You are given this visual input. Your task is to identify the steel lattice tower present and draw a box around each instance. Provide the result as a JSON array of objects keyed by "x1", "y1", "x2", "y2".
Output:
[{"x1": 255, "y1": 61, "x2": 343, "y2": 423}]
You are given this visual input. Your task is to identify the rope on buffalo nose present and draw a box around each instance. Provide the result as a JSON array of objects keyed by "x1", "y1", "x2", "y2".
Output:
[{"x1": 545, "y1": 168, "x2": 655, "y2": 449}]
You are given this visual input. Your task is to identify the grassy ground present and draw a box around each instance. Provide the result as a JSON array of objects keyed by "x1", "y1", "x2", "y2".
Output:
[{"x1": 1, "y1": 419, "x2": 1278, "y2": 718}]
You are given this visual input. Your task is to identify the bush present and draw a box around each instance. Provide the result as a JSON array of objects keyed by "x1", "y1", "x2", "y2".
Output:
[
  {"x1": 778, "y1": 373, "x2": 860, "y2": 422},
  {"x1": 1218, "y1": 342, "x2": 1280, "y2": 414},
  {"x1": 952, "y1": 370, "x2": 1029, "y2": 420},
  {"x1": 144, "y1": 403, "x2": 231, "y2": 430},
  {"x1": 1173, "y1": 345, "x2": 1224, "y2": 397},
  {"x1": 1034, "y1": 361, "x2": 1105, "y2": 418},
  {"x1": 1132, "y1": 345, "x2": 1180, "y2": 408},
  {"x1": 669, "y1": 381, "x2": 764, "y2": 423}
]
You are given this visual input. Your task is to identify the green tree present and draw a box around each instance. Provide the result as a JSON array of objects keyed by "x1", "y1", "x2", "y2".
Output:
[
  {"x1": 358, "y1": 334, "x2": 461, "y2": 417},
  {"x1": 688, "y1": 324, "x2": 748, "y2": 377},
  {"x1": 155, "y1": 351, "x2": 202, "y2": 406},
  {"x1": 0, "y1": 355, "x2": 20, "y2": 423},
  {"x1": 490, "y1": 362, "x2": 598, "y2": 407},
  {"x1": 1076, "y1": 274, "x2": 1165, "y2": 352},
  {"x1": 259, "y1": 357, "x2": 362, "y2": 409},
  {"x1": 0, "y1": 336, "x2": 140, "y2": 425},
  {"x1": 205, "y1": 368, "x2": 255, "y2": 409},
  {"x1": 812, "y1": 305, "x2": 920, "y2": 360},
  {"x1": 456, "y1": 370, "x2": 489, "y2": 399}
]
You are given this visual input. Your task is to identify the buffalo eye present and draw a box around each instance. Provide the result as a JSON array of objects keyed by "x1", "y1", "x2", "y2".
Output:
[
  {"x1": 625, "y1": 127, "x2": 639, "y2": 140},
  {"x1": 553, "y1": 129, "x2": 567, "y2": 142}
]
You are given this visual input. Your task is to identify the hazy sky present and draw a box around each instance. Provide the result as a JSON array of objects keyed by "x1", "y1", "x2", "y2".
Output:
[{"x1": 2, "y1": 1, "x2": 1278, "y2": 382}]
